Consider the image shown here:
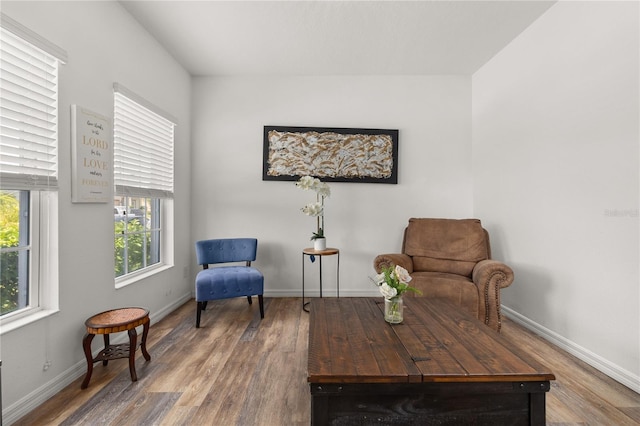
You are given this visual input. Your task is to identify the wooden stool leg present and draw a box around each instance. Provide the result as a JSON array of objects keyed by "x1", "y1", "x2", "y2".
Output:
[
  {"x1": 128, "y1": 327, "x2": 138, "y2": 382},
  {"x1": 141, "y1": 319, "x2": 151, "y2": 361},
  {"x1": 81, "y1": 333, "x2": 95, "y2": 389},
  {"x1": 102, "y1": 334, "x2": 110, "y2": 366}
]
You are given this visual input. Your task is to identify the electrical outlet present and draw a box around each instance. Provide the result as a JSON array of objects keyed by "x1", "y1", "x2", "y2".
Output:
[{"x1": 43, "y1": 360, "x2": 52, "y2": 371}]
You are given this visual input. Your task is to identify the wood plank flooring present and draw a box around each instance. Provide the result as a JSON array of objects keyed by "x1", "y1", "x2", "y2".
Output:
[{"x1": 13, "y1": 297, "x2": 640, "y2": 425}]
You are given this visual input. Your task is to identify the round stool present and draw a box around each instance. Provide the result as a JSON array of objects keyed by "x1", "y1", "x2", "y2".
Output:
[{"x1": 81, "y1": 307, "x2": 151, "y2": 389}]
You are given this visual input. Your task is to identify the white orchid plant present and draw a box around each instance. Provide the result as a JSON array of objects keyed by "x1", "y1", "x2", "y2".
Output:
[
  {"x1": 372, "y1": 264, "x2": 422, "y2": 299},
  {"x1": 296, "y1": 175, "x2": 331, "y2": 240}
]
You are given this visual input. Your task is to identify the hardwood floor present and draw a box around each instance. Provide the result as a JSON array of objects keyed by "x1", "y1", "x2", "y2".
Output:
[{"x1": 13, "y1": 297, "x2": 640, "y2": 425}]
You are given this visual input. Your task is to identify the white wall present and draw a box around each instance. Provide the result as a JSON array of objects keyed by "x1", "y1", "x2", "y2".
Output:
[
  {"x1": 1, "y1": 2, "x2": 192, "y2": 423},
  {"x1": 191, "y1": 75, "x2": 473, "y2": 297},
  {"x1": 6, "y1": 1, "x2": 637, "y2": 423},
  {"x1": 473, "y1": 1, "x2": 639, "y2": 390}
]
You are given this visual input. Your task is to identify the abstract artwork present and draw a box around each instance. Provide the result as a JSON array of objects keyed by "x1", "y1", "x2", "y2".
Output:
[{"x1": 262, "y1": 126, "x2": 398, "y2": 184}]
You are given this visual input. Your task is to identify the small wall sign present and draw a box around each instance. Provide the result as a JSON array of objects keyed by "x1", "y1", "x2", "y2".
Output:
[{"x1": 71, "y1": 105, "x2": 113, "y2": 203}]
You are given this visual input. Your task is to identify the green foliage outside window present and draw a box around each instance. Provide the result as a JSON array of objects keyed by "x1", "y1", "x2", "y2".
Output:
[
  {"x1": 1, "y1": 192, "x2": 20, "y2": 314},
  {"x1": 115, "y1": 218, "x2": 151, "y2": 277}
]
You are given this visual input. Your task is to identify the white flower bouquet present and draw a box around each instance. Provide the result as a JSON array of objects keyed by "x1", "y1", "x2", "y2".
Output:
[
  {"x1": 371, "y1": 264, "x2": 421, "y2": 323},
  {"x1": 372, "y1": 264, "x2": 421, "y2": 299}
]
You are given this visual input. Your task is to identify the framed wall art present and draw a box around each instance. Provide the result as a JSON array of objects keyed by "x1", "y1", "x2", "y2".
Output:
[
  {"x1": 262, "y1": 126, "x2": 398, "y2": 184},
  {"x1": 71, "y1": 105, "x2": 113, "y2": 203}
]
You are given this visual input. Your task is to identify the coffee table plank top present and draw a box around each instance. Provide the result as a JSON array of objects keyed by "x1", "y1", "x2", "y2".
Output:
[
  {"x1": 308, "y1": 298, "x2": 422, "y2": 383},
  {"x1": 308, "y1": 297, "x2": 555, "y2": 385},
  {"x1": 409, "y1": 298, "x2": 554, "y2": 382}
]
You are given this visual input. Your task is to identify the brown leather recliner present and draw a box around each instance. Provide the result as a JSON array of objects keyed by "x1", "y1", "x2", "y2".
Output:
[{"x1": 373, "y1": 218, "x2": 514, "y2": 332}]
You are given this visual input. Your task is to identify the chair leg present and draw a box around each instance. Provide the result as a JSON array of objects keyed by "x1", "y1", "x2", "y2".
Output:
[
  {"x1": 247, "y1": 295, "x2": 252, "y2": 305},
  {"x1": 196, "y1": 301, "x2": 205, "y2": 328},
  {"x1": 258, "y1": 295, "x2": 264, "y2": 319}
]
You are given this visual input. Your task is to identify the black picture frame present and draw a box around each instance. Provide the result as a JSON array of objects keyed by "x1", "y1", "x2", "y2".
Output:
[{"x1": 262, "y1": 126, "x2": 398, "y2": 184}]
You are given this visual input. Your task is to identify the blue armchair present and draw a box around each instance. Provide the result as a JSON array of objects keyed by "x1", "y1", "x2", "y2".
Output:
[{"x1": 194, "y1": 238, "x2": 264, "y2": 327}]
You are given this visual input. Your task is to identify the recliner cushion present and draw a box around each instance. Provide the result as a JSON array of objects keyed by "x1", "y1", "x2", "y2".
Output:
[
  {"x1": 408, "y1": 271, "x2": 479, "y2": 318},
  {"x1": 412, "y1": 256, "x2": 478, "y2": 278}
]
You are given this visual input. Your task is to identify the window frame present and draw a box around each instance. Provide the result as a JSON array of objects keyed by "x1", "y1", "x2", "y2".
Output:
[
  {"x1": 0, "y1": 190, "x2": 58, "y2": 333},
  {"x1": 0, "y1": 13, "x2": 64, "y2": 331},
  {"x1": 112, "y1": 85, "x2": 175, "y2": 287},
  {"x1": 114, "y1": 196, "x2": 161, "y2": 281},
  {"x1": 114, "y1": 198, "x2": 173, "y2": 289}
]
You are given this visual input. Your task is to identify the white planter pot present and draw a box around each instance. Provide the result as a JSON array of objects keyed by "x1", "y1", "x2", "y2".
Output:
[{"x1": 313, "y1": 238, "x2": 326, "y2": 251}]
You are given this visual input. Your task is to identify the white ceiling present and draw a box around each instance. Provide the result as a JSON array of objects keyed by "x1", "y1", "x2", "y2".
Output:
[{"x1": 120, "y1": 0, "x2": 556, "y2": 76}]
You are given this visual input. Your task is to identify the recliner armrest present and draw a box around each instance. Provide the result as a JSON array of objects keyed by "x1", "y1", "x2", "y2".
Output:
[
  {"x1": 472, "y1": 260, "x2": 514, "y2": 289},
  {"x1": 373, "y1": 253, "x2": 413, "y2": 274},
  {"x1": 472, "y1": 259, "x2": 514, "y2": 332}
]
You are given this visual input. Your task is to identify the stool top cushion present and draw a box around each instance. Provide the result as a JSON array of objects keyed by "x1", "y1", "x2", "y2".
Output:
[{"x1": 85, "y1": 307, "x2": 149, "y2": 333}]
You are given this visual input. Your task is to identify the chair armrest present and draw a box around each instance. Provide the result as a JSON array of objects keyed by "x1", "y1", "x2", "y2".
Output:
[
  {"x1": 472, "y1": 260, "x2": 514, "y2": 332},
  {"x1": 373, "y1": 253, "x2": 413, "y2": 274}
]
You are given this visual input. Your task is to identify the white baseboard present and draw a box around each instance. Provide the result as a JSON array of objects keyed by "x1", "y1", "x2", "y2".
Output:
[
  {"x1": 3, "y1": 293, "x2": 192, "y2": 426},
  {"x1": 502, "y1": 305, "x2": 640, "y2": 394}
]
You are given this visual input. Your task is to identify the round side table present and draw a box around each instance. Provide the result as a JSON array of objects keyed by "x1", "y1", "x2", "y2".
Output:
[
  {"x1": 302, "y1": 247, "x2": 340, "y2": 312},
  {"x1": 81, "y1": 307, "x2": 151, "y2": 389}
]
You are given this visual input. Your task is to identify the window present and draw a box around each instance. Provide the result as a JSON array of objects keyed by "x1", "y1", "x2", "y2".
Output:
[
  {"x1": 0, "y1": 190, "x2": 30, "y2": 315},
  {"x1": 113, "y1": 84, "x2": 175, "y2": 285},
  {"x1": 0, "y1": 13, "x2": 66, "y2": 327},
  {"x1": 114, "y1": 195, "x2": 160, "y2": 277}
]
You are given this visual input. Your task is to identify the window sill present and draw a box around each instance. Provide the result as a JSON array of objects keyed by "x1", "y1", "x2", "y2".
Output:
[
  {"x1": 0, "y1": 308, "x2": 59, "y2": 335},
  {"x1": 115, "y1": 264, "x2": 173, "y2": 289}
]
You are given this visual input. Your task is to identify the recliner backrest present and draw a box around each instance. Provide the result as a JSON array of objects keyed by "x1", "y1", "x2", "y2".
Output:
[
  {"x1": 195, "y1": 238, "x2": 258, "y2": 266},
  {"x1": 402, "y1": 218, "x2": 490, "y2": 277}
]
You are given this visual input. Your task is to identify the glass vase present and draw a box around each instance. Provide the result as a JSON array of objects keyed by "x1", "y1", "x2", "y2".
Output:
[{"x1": 384, "y1": 296, "x2": 403, "y2": 324}]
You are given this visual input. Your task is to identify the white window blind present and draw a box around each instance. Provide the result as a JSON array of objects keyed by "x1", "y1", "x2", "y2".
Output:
[
  {"x1": 113, "y1": 84, "x2": 175, "y2": 199},
  {"x1": 0, "y1": 15, "x2": 66, "y2": 190}
]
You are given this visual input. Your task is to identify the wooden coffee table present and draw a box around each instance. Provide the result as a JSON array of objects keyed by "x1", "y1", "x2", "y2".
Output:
[{"x1": 307, "y1": 297, "x2": 555, "y2": 425}]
